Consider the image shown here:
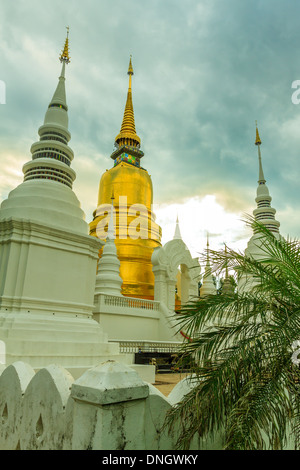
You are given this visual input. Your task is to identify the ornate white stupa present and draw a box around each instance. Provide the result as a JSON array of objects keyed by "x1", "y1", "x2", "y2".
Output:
[
  {"x1": 238, "y1": 124, "x2": 281, "y2": 292},
  {"x1": 0, "y1": 30, "x2": 126, "y2": 378},
  {"x1": 94, "y1": 195, "x2": 123, "y2": 296},
  {"x1": 245, "y1": 123, "x2": 280, "y2": 259}
]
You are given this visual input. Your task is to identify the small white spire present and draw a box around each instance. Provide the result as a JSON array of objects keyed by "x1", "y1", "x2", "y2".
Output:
[
  {"x1": 47, "y1": 30, "x2": 70, "y2": 113},
  {"x1": 205, "y1": 232, "x2": 210, "y2": 266},
  {"x1": 95, "y1": 192, "x2": 123, "y2": 296},
  {"x1": 257, "y1": 145, "x2": 266, "y2": 185},
  {"x1": 173, "y1": 213, "x2": 182, "y2": 240},
  {"x1": 23, "y1": 31, "x2": 75, "y2": 189},
  {"x1": 47, "y1": 61, "x2": 68, "y2": 112},
  {"x1": 255, "y1": 122, "x2": 265, "y2": 184},
  {"x1": 253, "y1": 124, "x2": 280, "y2": 235},
  {"x1": 200, "y1": 232, "x2": 217, "y2": 297}
]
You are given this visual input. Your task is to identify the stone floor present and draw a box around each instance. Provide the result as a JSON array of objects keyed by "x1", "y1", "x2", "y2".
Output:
[{"x1": 153, "y1": 372, "x2": 189, "y2": 397}]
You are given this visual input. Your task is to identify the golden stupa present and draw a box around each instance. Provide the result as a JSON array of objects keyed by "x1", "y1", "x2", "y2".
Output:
[{"x1": 89, "y1": 57, "x2": 162, "y2": 300}]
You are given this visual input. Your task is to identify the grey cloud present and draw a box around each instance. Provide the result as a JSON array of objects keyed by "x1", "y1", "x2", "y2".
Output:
[{"x1": 0, "y1": 0, "x2": 299, "y2": 241}]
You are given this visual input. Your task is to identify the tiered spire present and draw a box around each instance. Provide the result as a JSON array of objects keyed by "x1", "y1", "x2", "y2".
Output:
[
  {"x1": 252, "y1": 123, "x2": 280, "y2": 235},
  {"x1": 22, "y1": 29, "x2": 76, "y2": 189},
  {"x1": 200, "y1": 233, "x2": 217, "y2": 297},
  {"x1": 110, "y1": 57, "x2": 144, "y2": 167},
  {"x1": 115, "y1": 56, "x2": 140, "y2": 148}
]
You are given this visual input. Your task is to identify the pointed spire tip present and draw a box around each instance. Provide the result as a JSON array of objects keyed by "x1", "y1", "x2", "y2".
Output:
[
  {"x1": 114, "y1": 55, "x2": 141, "y2": 147},
  {"x1": 255, "y1": 121, "x2": 261, "y2": 145},
  {"x1": 173, "y1": 214, "x2": 182, "y2": 240},
  {"x1": 128, "y1": 55, "x2": 134, "y2": 75},
  {"x1": 60, "y1": 26, "x2": 71, "y2": 64}
]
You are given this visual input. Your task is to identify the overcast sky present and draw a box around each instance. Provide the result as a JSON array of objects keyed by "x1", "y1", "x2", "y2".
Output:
[{"x1": 0, "y1": 0, "x2": 299, "y2": 258}]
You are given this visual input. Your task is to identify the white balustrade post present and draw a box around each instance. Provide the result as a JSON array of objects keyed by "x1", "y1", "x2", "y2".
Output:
[{"x1": 70, "y1": 361, "x2": 149, "y2": 450}]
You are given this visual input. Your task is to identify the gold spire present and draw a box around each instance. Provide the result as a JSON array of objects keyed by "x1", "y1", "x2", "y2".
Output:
[
  {"x1": 128, "y1": 55, "x2": 134, "y2": 77},
  {"x1": 115, "y1": 56, "x2": 141, "y2": 148},
  {"x1": 255, "y1": 120, "x2": 261, "y2": 145},
  {"x1": 59, "y1": 26, "x2": 70, "y2": 64}
]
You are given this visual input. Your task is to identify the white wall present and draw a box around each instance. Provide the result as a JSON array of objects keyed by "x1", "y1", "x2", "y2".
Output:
[{"x1": 0, "y1": 360, "x2": 222, "y2": 450}]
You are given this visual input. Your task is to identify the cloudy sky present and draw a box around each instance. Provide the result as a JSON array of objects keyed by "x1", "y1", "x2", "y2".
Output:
[{"x1": 0, "y1": 0, "x2": 299, "y2": 258}]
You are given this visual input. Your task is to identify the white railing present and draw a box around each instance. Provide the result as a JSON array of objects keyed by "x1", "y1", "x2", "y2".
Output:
[
  {"x1": 0, "y1": 361, "x2": 204, "y2": 450},
  {"x1": 109, "y1": 339, "x2": 183, "y2": 354},
  {"x1": 103, "y1": 294, "x2": 160, "y2": 311}
]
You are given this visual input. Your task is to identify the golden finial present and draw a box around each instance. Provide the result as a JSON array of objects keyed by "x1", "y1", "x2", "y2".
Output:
[
  {"x1": 128, "y1": 55, "x2": 134, "y2": 76},
  {"x1": 60, "y1": 26, "x2": 70, "y2": 64},
  {"x1": 114, "y1": 56, "x2": 141, "y2": 147},
  {"x1": 255, "y1": 120, "x2": 261, "y2": 145}
]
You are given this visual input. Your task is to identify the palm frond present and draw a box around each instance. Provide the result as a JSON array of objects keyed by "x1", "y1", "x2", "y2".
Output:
[{"x1": 164, "y1": 217, "x2": 300, "y2": 450}]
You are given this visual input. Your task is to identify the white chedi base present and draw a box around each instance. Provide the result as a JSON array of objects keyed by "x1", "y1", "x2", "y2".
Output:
[
  {"x1": 0, "y1": 311, "x2": 131, "y2": 379},
  {"x1": 0, "y1": 179, "x2": 88, "y2": 234},
  {"x1": 0, "y1": 179, "x2": 130, "y2": 378}
]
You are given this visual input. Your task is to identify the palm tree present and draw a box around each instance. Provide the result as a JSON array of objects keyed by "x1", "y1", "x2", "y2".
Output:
[{"x1": 164, "y1": 216, "x2": 300, "y2": 450}]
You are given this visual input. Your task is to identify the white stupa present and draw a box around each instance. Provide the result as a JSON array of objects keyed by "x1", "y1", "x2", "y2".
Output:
[
  {"x1": 94, "y1": 195, "x2": 123, "y2": 296},
  {"x1": 238, "y1": 124, "x2": 281, "y2": 292},
  {"x1": 0, "y1": 30, "x2": 125, "y2": 378},
  {"x1": 245, "y1": 123, "x2": 280, "y2": 259}
]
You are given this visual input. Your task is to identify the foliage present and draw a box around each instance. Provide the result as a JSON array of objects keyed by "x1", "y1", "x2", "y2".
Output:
[{"x1": 164, "y1": 216, "x2": 300, "y2": 450}]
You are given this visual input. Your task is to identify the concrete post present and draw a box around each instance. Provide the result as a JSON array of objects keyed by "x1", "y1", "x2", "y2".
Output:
[{"x1": 70, "y1": 361, "x2": 149, "y2": 450}]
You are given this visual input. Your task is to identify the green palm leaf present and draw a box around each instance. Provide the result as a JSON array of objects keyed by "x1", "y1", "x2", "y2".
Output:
[{"x1": 164, "y1": 216, "x2": 300, "y2": 450}]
